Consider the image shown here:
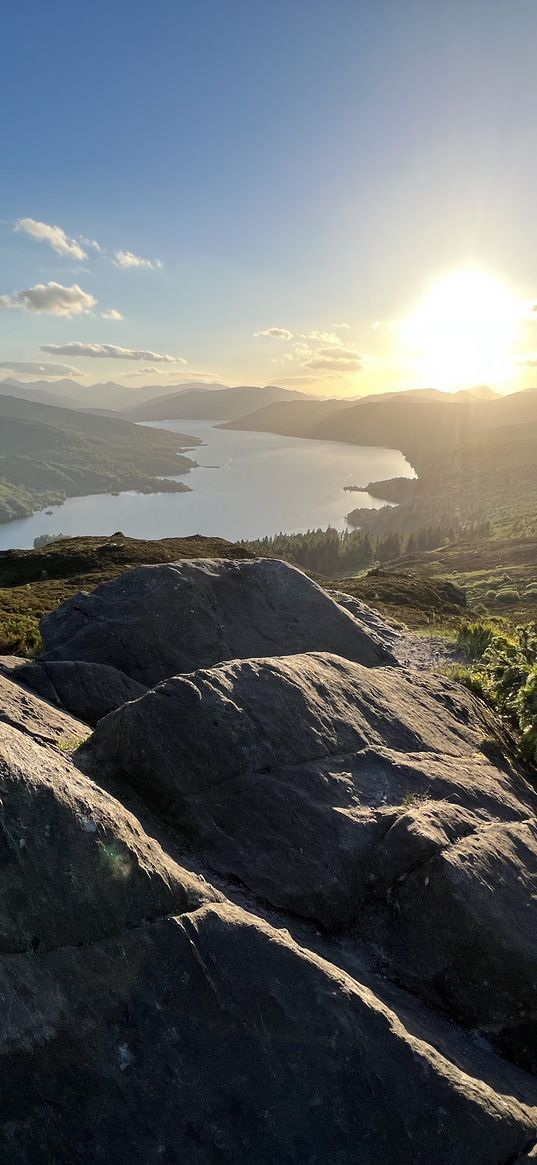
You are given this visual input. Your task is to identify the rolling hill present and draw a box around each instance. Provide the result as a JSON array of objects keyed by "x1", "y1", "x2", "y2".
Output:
[
  {"x1": 122, "y1": 383, "x2": 315, "y2": 421},
  {"x1": 0, "y1": 395, "x2": 199, "y2": 524}
]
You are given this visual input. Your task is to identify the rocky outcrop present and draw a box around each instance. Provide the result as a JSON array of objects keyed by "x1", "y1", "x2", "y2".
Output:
[
  {"x1": 40, "y1": 557, "x2": 395, "y2": 684},
  {"x1": 0, "y1": 700, "x2": 535, "y2": 1163},
  {"x1": 0, "y1": 671, "x2": 90, "y2": 748},
  {"x1": 0, "y1": 656, "x2": 147, "y2": 725},
  {"x1": 1, "y1": 555, "x2": 537, "y2": 1162},
  {"x1": 80, "y1": 651, "x2": 537, "y2": 1072},
  {"x1": 1, "y1": 899, "x2": 535, "y2": 1164},
  {"x1": 0, "y1": 720, "x2": 215, "y2": 953}
]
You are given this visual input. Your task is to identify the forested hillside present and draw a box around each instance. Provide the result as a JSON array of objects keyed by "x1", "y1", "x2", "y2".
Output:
[{"x1": 0, "y1": 396, "x2": 198, "y2": 523}]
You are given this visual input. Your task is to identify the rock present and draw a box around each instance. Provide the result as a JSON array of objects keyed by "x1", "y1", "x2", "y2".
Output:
[
  {"x1": 0, "y1": 671, "x2": 90, "y2": 749},
  {"x1": 80, "y1": 651, "x2": 537, "y2": 1070},
  {"x1": 0, "y1": 899, "x2": 535, "y2": 1164},
  {"x1": 0, "y1": 669, "x2": 536, "y2": 1160},
  {"x1": 0, "y1": 717, "x2": 216, "y2": 953},
  {"x1": 366, "y1": 810, "x2": 537, "y2": 1071},
  {"x1": 0, "y1": 656, "x2": 147, "y2": 725},
  {"x1": 332, "y1": 589, "x2": 402, "y2": 648},
  {"x1": 40, "y1": 558, "x2": 395, "y2": 684}
]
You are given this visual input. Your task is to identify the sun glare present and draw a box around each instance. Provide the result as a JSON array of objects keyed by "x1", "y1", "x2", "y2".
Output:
[{"x1": 402, "y1": 270, "x2": 522, "y2": 391}]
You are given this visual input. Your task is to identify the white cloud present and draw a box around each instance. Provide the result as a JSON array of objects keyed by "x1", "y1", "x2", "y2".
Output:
[
  {"x1": 253, "y1": 327, "x2": 294, "y2": 340},
  {"x1": 305, "y1": 355, "x2": 363, "y2": 372},
  {"x1": 0, "y1": 282, "x2": 96, "y2": 316},
  {"x1": 315, "y1": 346, "x2": 363, "y2": 360},
  {"x1": 79, "y1": 235, "x2": 104, "y2": 253},
  {"x1": 113, "y1": 250, "x2": 160, "y2": 270},
  {"x1": 125, "y1": 367, "x2": 166, "y2": 377},
  {"x1": 302, "y1": 342, "x2": 365, "y2": 373},
  {"x1": 40, "y1": 342, "x2": 183, "y2": 363},
  {"x1": 101, "y1": 308, "x2": 123, "y2": 320},
  {"x1": 301, "y1": 330, "x2": 342, "y2": 345},
  {"x1": 14, "y1": 218, "x2": 87, "y2": 261},
  {"x1": 331, "y1": 322, "x2": 350, "y2": 329},
  {"x1": 0, "y1": 360, "x2": 82, "y2": 376}
]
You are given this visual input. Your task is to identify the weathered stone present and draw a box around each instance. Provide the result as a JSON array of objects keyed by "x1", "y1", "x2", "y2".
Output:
[
  {"x1": 0, "y1": 656, "x2": 147, "y2": 725},
  {"x1": 80, "y1": 650, "x2": 537, "y2": 1071},
  {"x1": 332, "y1": 589, "x2": 402, "y2": 647},
  {"x1": 40, "y1": 558, "x2": 395, "y2": 684},
  {"x1": 0, "y1": 719, "x2": 215, "y2": 953},
  {"x1": 0, "y1": 901, "x2": 534, "y2": 1164},
  {"x1": 0, "y1": 671, "x2": 90, "y2": 749}
]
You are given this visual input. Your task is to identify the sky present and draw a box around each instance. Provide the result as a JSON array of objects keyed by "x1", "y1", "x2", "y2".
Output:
[{"x1": 2, "y1": 0, "x2": 537, "y2": 397}]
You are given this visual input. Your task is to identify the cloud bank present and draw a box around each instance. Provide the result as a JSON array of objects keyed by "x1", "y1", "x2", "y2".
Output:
[{"x1": 40, "y1": 342, "x2": 183, "y2": 363}]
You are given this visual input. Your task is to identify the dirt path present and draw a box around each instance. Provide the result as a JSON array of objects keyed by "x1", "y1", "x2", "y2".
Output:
[{"x1": 392, "y1": 631, "x2": 457, "y2": 671}]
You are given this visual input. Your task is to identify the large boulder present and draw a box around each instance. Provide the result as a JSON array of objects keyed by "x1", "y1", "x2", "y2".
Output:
[
  {"x1": 0, "y1": 677, "x2": 535, "y2": 1162},
  {"x1": 80, "y1": 651, "x2": 537, "y2": 1070},
  {"x1": 0, "y1": 895, "x2": 535, "y2": 1163},
  {"x1": 0, "y1": 656, "x2": 147, "y2": 725},
  {"x1": 40, "y1": 558, "x2": 395, "y2": 684}
]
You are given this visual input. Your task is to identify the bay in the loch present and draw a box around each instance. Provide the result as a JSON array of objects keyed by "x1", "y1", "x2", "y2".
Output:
[{"x1": 0, "y1": 420, "x2": 415, "y2": 549}]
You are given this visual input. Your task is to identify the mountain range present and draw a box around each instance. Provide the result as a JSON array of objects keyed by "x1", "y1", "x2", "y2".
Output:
[{"x1": 0, "y1": 377, "x2": 227, "y2": 413}]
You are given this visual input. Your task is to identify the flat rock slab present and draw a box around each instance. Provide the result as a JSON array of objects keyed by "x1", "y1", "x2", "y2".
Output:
[
  {"x1": 40, "y1": 557, "x2": 395, "y2": 684},
  {"x1": 80, "y1": 650, "x2": 537, "y2": 1070},
  {"x1": 0, "y1": 656, "x2": 147, "y2": 725}
]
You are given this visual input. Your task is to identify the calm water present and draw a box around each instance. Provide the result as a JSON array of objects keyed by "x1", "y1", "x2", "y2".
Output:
[{"x1": 0, "y1": 421, "x2": 414, "y2": 549}]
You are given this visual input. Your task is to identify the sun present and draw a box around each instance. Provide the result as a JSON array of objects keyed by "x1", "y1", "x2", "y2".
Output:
[{"x1": 401, "y1": 269, "x2": 522, "y2": 391}]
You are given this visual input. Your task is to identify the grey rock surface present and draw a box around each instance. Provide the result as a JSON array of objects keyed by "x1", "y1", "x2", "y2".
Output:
[
  {"x1": 0, "y1": 671, "x2": 90, "y2": 748},
  {"x1": 40, "y1": 557, "x2": 395, "y2": 683},
  {"x1": 0, "y1": 720, "x2": 215, "y2": 954},
  {"x1": 0, "y1": 821, "x2": 534, "y2": 1164},
  {"x1": 332, "y1": 588, "x2": 402, "y2": 646},
  {"x1": 81, "y1": 650, "x2": 537, "y2": 1072},
  {"x1": 0, "y1": 655, "x2": 147, "y2": 725},
  {"x1": 2, "y1": 555, "x2": 537, "y2": 1164}
]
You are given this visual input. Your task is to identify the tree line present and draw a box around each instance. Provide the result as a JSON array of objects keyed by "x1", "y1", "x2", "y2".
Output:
[{"x1": 241, "y1": 520, "x2": 491, "y2": 577}]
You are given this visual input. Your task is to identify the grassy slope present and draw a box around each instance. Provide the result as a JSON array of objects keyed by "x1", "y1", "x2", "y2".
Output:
[
  {"x1": 384, "y1": 535, "x2": 537, "y2": 625},
  {"x1": 327, "y1": 569, "x2": 470, "y2": 631},
  {"x1": 0, "y1": 395, "x2": 200, "y2": 523}
]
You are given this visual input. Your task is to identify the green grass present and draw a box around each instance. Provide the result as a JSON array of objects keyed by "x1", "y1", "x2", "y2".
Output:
[
  {"x1": 0, "y1": 614, "x2": 43, "y2": 657},
  {"x1": 456, "y1": 620, "x2": 496, "y2": 662},
  {"x1": 56, "y1": 734, "x2": 88, "y2": 752}
]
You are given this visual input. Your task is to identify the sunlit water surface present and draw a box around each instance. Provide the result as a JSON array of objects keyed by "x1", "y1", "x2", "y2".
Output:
[{"x1": 0, "y1": 420, "x2": 415, "y2": 549}]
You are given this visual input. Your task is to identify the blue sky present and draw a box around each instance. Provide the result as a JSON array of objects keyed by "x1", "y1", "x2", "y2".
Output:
[{"x1": 2, "y1": 0, "x2": 537, "y2": 395}]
